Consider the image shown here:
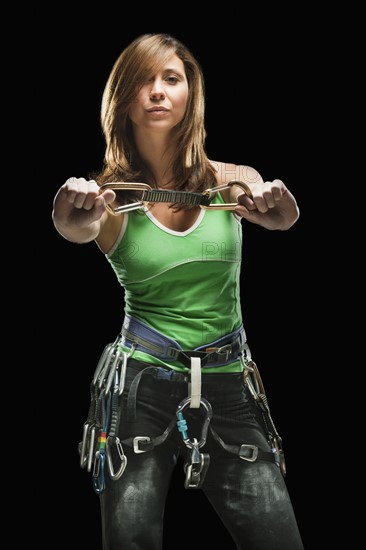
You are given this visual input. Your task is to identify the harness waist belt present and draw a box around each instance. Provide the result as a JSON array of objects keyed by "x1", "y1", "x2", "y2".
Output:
[{"x1": 121, "y1": 314, "x2": 248, "y2": 368}]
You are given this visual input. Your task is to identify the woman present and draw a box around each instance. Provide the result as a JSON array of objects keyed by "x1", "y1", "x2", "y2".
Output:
[{"x1": 52, "y1": 33, "x2": 304, "y2": 550}]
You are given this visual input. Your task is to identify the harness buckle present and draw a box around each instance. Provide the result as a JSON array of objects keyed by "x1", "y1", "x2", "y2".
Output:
[
  {"x1": 205, "y1": 344, "x2": 231, "y2": 362},
  {"x1": 239, "y1": 444, "x2": 258, "y2": 462},
  {"x1": 133, "y1": 436, "x2": 152, "y2": 454}
]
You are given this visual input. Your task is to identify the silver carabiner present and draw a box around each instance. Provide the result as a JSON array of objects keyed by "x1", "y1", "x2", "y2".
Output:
[
  {"x1": 106, "y1": 436, "x2": 128, "y2": 480},
  {"x1": 176, "y1": 396, "x2": 212, "y2": 449},
  {"x1": 119, "y1": 344, "x2": 136, "y2": 395}
]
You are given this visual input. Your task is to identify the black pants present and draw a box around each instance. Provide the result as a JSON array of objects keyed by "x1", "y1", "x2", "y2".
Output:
[{"x1": 100, "y1": 360, "x2": 304, "y2": 550}]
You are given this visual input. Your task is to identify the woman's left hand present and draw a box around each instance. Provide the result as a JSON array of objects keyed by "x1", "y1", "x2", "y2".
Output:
[{"x1": 235, "y1": 179, "x2": 299, "y2": 230}]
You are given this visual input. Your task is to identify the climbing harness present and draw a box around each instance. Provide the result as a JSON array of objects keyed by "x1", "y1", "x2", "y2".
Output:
[
  {"x1": 121, "y1": 314, "x2": 247, "y2": 412},
  {"x1": 99, "y1": 179, "x2": 253, "y2": 214},
  {"x1": 78, "y1": 321, "x2": 285, "y2": 495},
  {"x1": 120, "y1": 314, "x2": 247, "y2": 370}
]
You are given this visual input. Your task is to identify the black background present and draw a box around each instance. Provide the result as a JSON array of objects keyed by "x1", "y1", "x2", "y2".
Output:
[{"x1": 30, "y1": 11, "x2": 328, "y2": 549}]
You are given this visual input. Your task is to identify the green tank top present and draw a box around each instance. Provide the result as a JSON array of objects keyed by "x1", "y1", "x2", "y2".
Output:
[{"x1": 106, "y1": 193, "x2": 244, "y2": 373}]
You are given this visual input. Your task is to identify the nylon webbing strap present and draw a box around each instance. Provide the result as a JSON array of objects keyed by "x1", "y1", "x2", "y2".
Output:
[
  {"x1": 209, "y1": 426, "x2": 280, "y2": 465},
  {"x1": 189, "y1": 357, "x2": 201, "y2": 408},
  {"x1": 141, "y1": 189, "x2": 211, "y2": 206}
]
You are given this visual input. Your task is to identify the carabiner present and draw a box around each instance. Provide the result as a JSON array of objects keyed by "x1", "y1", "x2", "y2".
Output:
[
  {"x1": 79, "y1": 422, "x2": 90, "y2": 469},
  {"x1": 100, "y1": 183, "x2": 152, "y2": 215},
  {"x1": 273, "y1": 436, "x2": 286, "y2": 477},
  {"x1": 119, "y1": 344, "x2": 136, "y2": 395},
  {"x1": 92, "y1": 340, "x2": 118, "y2": 386},
  {"x1": 79, "y1": 422, "x2": 97, "y2": 471},
  {"x1": 176, "y1": 396, "x2": 212, "y2": 449},
  {"x1": 92, "y1": 449, "x2": 107, "y2": 494},
  {"x1": 106, "y1": 436, "x2": 128, "y2": 480},
  {"x1": 200, "y1": 180, "x2": 253, "y2": 210}
]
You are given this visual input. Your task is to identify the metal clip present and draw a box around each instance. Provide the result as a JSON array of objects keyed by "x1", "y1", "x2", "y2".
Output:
[
  {"x1": 102, "y1": 350, "x2": 120, "y2": 396},
  {"x1": 119, "y1": 344, "x2": 136, "y2": 395},
  {"x1": 176, "y1": 396, "x2": 212, "y2": 449},
  {"x1": 79, "y1": 422, "x2": 90, "y2": 469},
  {"x1": 184, "y1": 439, "x2": 210, "y2": 489},
  {"x1": 100, "y1": 183, "x2": 153, "y2": 214},
  {"x1": 86, "y1": 425, "x2": 97, "y2": 472},
  {"x1": 92, "y1": 335, "x2": 122, "y2": 388},
  {"x1": 273, "y1": 436, "x2": 286, "y2": 477},
  {"x1": 106, "y1": 436, "x2": 127, "y2": 480},
  {"x1": 92, "y1": 450, "x2": 106, "y2": 494},
  {"x1": 200, "y1": 180, "x2": 253, "y2": 210},
  {"x1": 79, "y1": 423, "x2": 98, "y2": 472}
]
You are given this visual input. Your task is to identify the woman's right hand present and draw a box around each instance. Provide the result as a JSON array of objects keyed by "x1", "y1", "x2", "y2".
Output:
[{"x1": 52, "y1": 177, "x2": 116, "y2": 242}]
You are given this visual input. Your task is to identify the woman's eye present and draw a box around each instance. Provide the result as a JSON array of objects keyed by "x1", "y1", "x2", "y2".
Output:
[{"x1": 166, "y1": 76, "x2": 178, "y2": 84}]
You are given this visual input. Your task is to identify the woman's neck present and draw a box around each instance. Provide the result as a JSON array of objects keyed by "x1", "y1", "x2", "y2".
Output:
[{"x1": 133, "y1": 128, "x2": 177, "y2": 188}]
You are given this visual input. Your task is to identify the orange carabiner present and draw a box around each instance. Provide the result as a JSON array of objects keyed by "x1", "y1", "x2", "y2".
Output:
[{"x1": 200, "y1": 180, "x2": 253, "y2": 210}]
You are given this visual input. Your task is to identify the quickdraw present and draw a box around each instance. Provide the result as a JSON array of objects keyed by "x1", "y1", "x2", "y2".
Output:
[{"x1": 99, "y1": 179, "x2": 253, "y2": 214}]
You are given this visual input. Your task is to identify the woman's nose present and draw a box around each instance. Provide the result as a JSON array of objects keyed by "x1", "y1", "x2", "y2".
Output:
[{"x1": 149, "y1": 80, "x2": 165, "y2": 100}]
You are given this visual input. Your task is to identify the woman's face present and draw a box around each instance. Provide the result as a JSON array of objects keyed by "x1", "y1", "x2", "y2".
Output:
[{"x1": 129, "y1": 54, "x2": 189, "y2": 134}]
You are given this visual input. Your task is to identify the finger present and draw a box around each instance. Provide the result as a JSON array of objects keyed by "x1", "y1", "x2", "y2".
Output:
[
  {"x1": 235, "y1": 205, "x2": 260, "y2": 221},
  {"x1": 67, "y1": 179, "x2": 100, "y2": 210},
  {"x1": 252, "y1": 197, "x2": 269, "y2": 213},
  {"x1": 262, "y1": 190, "x2": 276, "y2": 209},
  {"x1": 62, "y1": 176, "x2": 77, "y2": 192},
  {"x1": 272, "y1": 184, "x2": 285, "y2": 202},
  {"x1": 100, "y1": 189, "x2": 116, "y2": 205},
  {"x1": 234, "y1": 204, "x2": 252, "y2": 217},
  {"x1": 237, "y1": 192, "x2": 257, "y2": 211}
]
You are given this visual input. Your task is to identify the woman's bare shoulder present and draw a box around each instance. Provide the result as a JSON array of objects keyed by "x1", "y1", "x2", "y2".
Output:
[{"x1": 209, "y1": 160, "x2": 263, "y2": 185}]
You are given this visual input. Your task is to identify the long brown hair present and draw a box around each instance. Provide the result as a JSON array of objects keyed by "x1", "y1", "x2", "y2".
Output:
[{"x1": 93, "y1": 33, "x2": 217, "y2": 209}]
